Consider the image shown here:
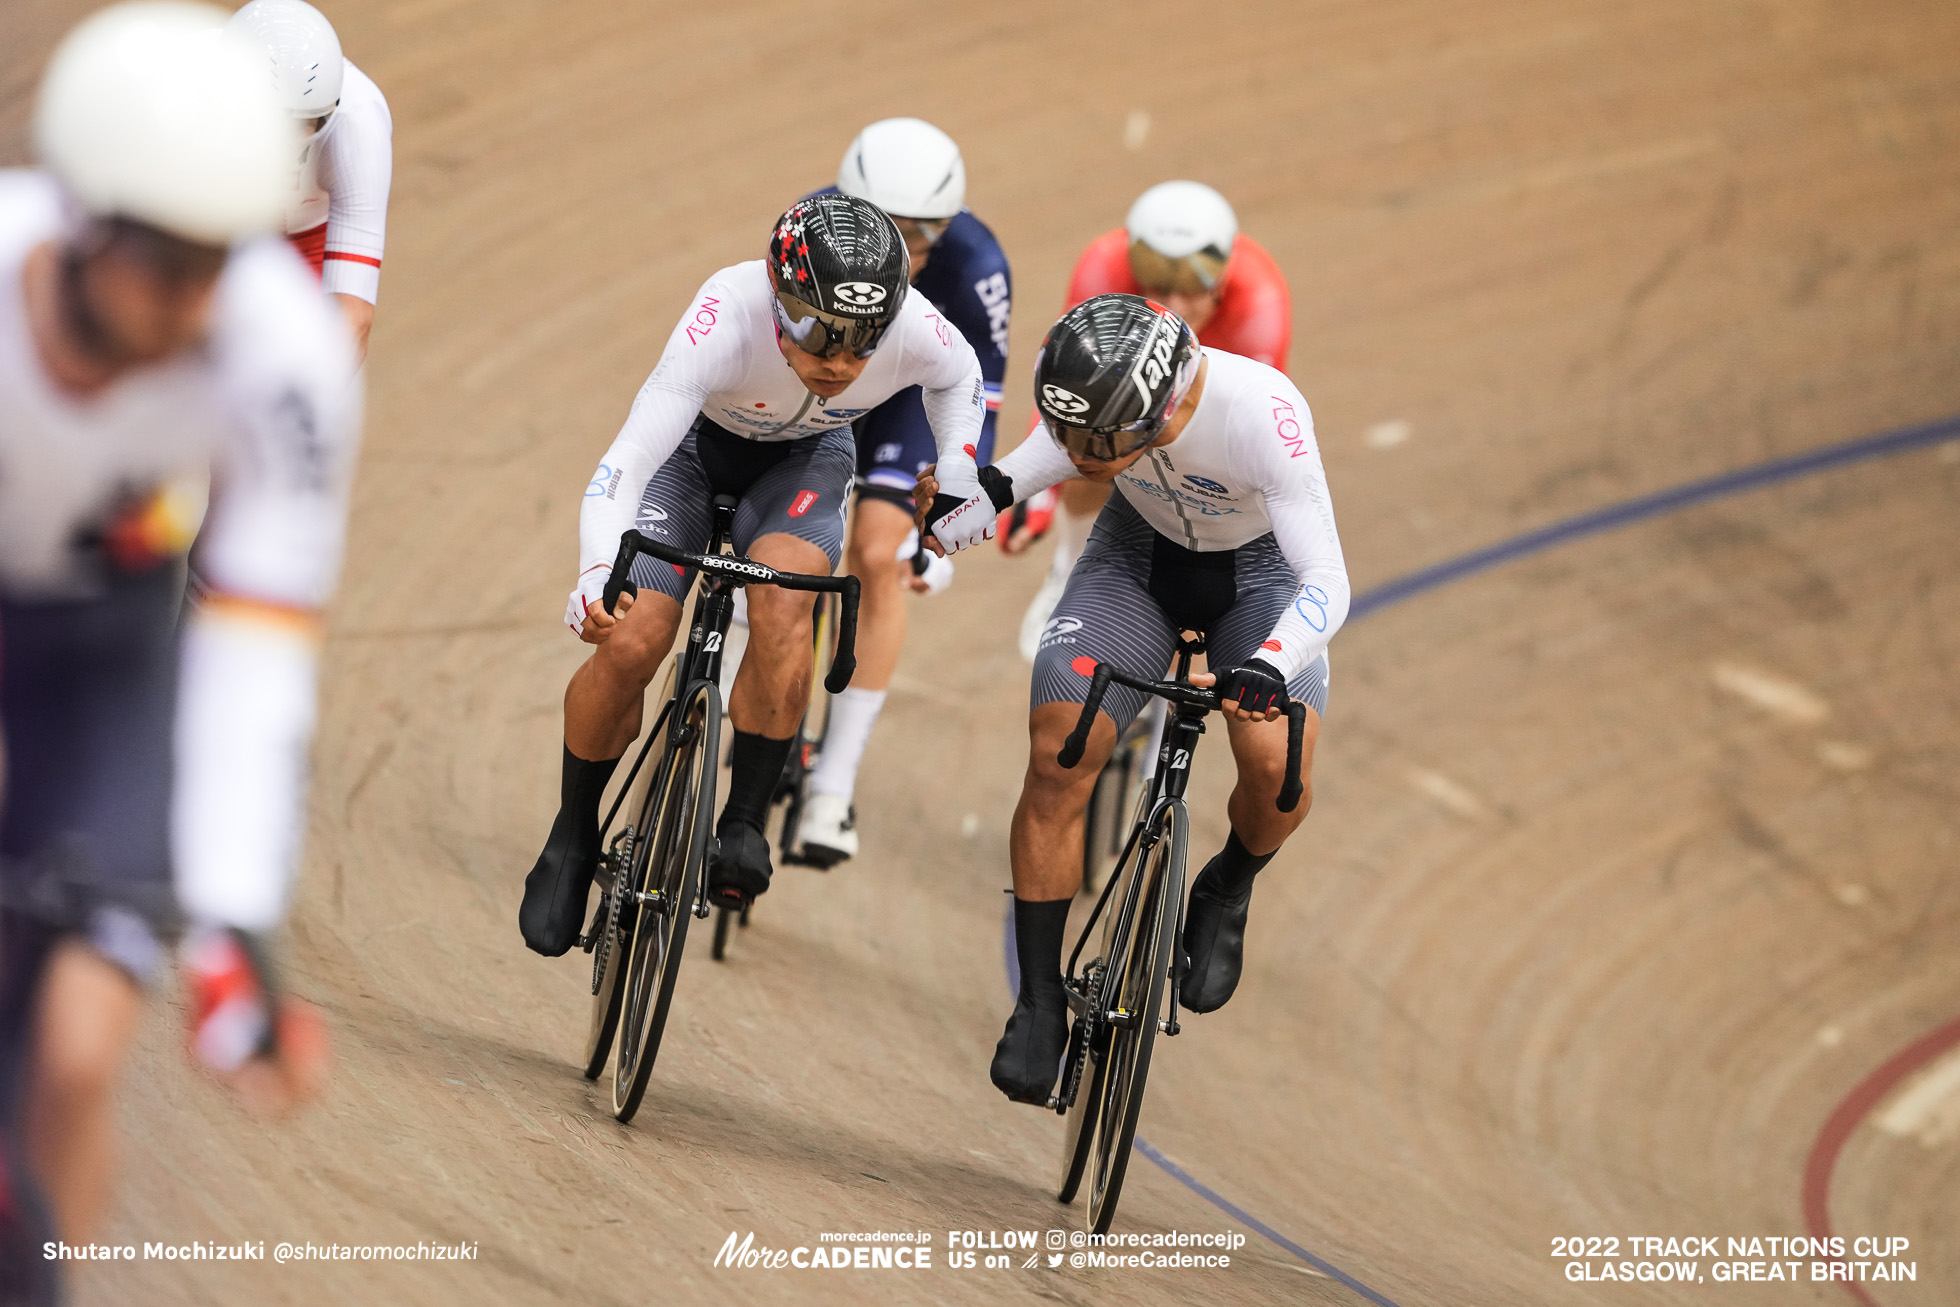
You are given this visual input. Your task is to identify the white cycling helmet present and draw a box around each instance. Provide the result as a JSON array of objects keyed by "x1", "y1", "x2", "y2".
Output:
[
  {"x1": 837, "y1": 118, "x2": 965, "y2": 221},
  {"x1": 34, "y1": 2, "x2": 297, "y2": 245},
  {"x1": 227, "y1": 0, "x2": 344, "y2": 120},
  {"x1": 1125, "y1": 181, "x2": 1238, "y2": 294}
]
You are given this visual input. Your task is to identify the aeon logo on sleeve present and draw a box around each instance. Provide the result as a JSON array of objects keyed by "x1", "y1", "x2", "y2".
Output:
[
  {"x1": 831, "y1": 282, "x2": 888, "y2": 311},
  {"x1": 1041, "y1": 385, "x2": 1091, "y2": 416}
]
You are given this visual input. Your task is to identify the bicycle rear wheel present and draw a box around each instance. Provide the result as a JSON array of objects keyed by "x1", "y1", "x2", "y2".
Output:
[
  {"x1": 1085, "y1": 801, "x2": 1186, "y2": 1232},
  {"x1": 611, "y1": 678, "x2": 721, "y2": 1122}
]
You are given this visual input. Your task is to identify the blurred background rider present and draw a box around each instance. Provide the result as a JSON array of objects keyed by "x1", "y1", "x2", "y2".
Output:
[
  {"x1": 0, "y1": 5, "x2": 361, "y2": 1297},
  {"x1": 229, "y1": 0, "x2": 393, "y2": 361},
  {"x1": 791, "y1": 118, "x2": 1012, "y2": 865},
  {"x1": 1003, "y1": 181, "x2": 1290, "y2": 658}
]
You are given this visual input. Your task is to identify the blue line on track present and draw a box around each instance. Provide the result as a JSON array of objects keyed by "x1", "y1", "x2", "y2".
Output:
[
  {"x1": 1133, "y1": 1138, "x2": 1402, "y2": 1306},
  {"x1": 1348, "y1": 413, "x2": 1960, "y2": 620},
  {"x1": 1006, "y1": 411, "x2": 1959, "y2": 1304}
]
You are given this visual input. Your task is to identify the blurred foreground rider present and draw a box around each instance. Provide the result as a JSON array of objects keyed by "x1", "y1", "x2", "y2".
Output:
[
  {"x1": 0, "y1": 4, "x2": 362, "y2": 1296},
  {"x1": 917, "y1": 296, "x2": 1344, "y2": 1102}
]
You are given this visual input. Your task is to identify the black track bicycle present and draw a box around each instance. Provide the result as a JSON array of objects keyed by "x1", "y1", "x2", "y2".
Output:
[
  {"x1": 579, "y1": 495, "x2": 860, "y2": 1122},
  {"x1": 1049, "y1": 634, "x2": 1306, "y2": 1232}
]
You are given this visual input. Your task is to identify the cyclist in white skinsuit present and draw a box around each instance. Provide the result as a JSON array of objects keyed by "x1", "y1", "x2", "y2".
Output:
[
  {"x1": 519, "y1": 193, "x2": 985, "y2": 956},
  {"x1": 229, "y1": 0, "x2": 394, "y2": 360},
  {"x1": 0, "y1": 6, "x2": 361, "y2": 1297},
  {"x1": 920, "y1": 294, "x2": 1348, "y2": 1103}
]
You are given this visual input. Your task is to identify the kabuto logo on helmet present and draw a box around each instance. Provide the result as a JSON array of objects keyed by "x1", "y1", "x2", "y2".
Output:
[
  {"x1": 831, "y1": 282, "x2": 889, "y2": 311},
  {"x1": 1042, "y1": 385, "x2": 1091, "y2": 415}
]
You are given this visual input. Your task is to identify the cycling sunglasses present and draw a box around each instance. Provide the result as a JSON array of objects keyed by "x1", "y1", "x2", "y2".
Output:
[
  {"x1": 1049, "y1": 414, "x2": 1164, "y2": 464},
  {"x1": 892, "y1": 216, "x2": 951, "y2": 248},
  {"x1": 1127, "y1": 239, "x2": 1229, "y2": 296},
  {"x1": 771, "y1": 291, "x2": 891, "y2": 359}
]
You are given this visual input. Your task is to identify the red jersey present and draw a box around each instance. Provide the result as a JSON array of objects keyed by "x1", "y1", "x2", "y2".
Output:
[{"x1": 1063, "y1": 228, "x2": 1291, "y2": 369}]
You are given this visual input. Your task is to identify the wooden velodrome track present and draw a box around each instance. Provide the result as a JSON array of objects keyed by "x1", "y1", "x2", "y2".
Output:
[{"x1": 5, "y1": 1, "x2": 1959, "y2": 1303}]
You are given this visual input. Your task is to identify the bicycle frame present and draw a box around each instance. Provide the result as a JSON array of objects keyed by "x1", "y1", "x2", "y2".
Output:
[
  {"x1": 1050, "y1": 634, "x2": 1307, "y2": 1113},
  {"x1": 593, "y1": 497, "x2": 862, "y2": 849}
]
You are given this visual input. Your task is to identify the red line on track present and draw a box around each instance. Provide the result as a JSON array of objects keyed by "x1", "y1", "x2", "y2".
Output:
[{"x1": 1801, "y1": 1012, "x2": 1960, "y2": 1307}]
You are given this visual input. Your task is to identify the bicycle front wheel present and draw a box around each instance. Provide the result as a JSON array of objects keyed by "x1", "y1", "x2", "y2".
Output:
[
  {"x1": 611, "y1": 678, "x2": 721, "y2": 1122},
  {"x1": 1085, "y1": 800, "x2": 1186, "y2": 1233},
  {"x1": 584, "y1": 658, "x2": 679, "y2": 1080}
]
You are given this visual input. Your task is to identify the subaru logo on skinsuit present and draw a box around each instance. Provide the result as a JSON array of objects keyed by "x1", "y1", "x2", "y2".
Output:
[
  {"x1": 1183, "y1": 475, "x2": 1229, "y2": 495},
  {"x1": 1041, "y1": 385, "x2": 1090, "y2": 415},
  {"x1": 831, "y1": 282, "x2": 888, "y2": 308}
]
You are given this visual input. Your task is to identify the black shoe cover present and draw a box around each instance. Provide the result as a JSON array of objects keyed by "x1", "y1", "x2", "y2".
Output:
[
  {"x1": 989, "y1": 990, "x2": 1070, "y2": 1103},
  {"x1": 1179, "y1": 875, "x2": 1252, "y2": 1013},
  {"x1": 707, "y1": 819, "x2": 774, "y2": 904},
  {"x1": 519, "y1": 808, "x2": 598, "y2": 957}
]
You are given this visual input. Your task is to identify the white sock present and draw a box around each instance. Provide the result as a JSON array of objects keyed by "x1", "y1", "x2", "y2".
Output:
[{"x1": 807, "y1": 687, "x2": 887, "y2": 801}]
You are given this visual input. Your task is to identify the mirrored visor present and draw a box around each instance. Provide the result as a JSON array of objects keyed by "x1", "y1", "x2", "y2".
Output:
[
  {"x1": 1048, "y1": 414, "x2": 1163, "y2": 464},
  {"x1": 1127, "y1": 239, "x2": 1229, "y2": 296},
  {"x1": 772, "y1": 292, "x2": 892, "y2": 359}
]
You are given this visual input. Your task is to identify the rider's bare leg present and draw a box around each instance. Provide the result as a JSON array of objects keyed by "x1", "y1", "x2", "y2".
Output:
[
  {"x1": 992, "y1": 701, "x2": 1118, "y2": 1099},
  {"x1": 24, "y1": 943, "x2": 142, "y2": 1242},
  {"x1": 1009, "y1": 701, "x2": 1118, "y2": 902},
  {"x1": 709, "y1": 534, "x2": 827, "y2": 897},
  {"x1": 725, "y1": 532, "x2": 827, "y2": 738},
  {"x1": 1181, "y1": 703, "x2": 1323, "y2": 1012},
  {"x1": 563, "y1": 591, "x2": 683, "y2": 762}
]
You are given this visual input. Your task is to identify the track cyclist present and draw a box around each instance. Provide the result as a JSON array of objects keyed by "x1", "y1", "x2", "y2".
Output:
[
  {"x1": 228, "y1": 0, "x2": 393, "y2": 360},
  {"x1": 0, "y1": 5, "x2": 361, "y2": 1296},
  {"x1": 518, "y1": 192, "x2": 987, "y2": 956},
  {"x1": 917, "y1": 295, "x2": 1346, "y2": 1102},
  {"x1": 1007, "y1": 181, "x2": 1292, "y2": 658},
  {"x1": 792, "y1": 118, "x2": 1012, "y2": 864}
]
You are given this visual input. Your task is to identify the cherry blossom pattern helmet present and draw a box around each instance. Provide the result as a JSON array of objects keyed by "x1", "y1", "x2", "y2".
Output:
[
  {"x1": 768, "y1": 193, "x2": 910, "y2": 358},
  {"x1": 35, "y1": 2, "x2": 296, "y2": 245},
  {"x1": 1125, "y1": 180, "x2": 1238, "y2": 296},
  {"x1": 1032, "y1": 294, "x2": 1200, "y2": 461}
]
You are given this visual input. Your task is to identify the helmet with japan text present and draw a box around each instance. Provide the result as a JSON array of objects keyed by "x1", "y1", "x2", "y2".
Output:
[
  {"x1": 768, "y1": 193, "x2": 910, "y2": 358},
  {"x1": 1126, "y1": 180, "x2": 1237, "y2": 295},
  {"x1": 227, "y1": 0, "x2": 345, "y2": 121},
  {"x1": 35, "y1": 2, "x2": 297, "y2": 245},
  {"x1": 1033, "y1": 293, "x2": 1200, "y2": 462}
]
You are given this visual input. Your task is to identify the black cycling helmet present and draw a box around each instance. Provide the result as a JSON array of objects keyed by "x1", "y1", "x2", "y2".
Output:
[
  {"x1": 768, "y1": 193, "x2": 909, "y2": 358},
  {"x1": 1032, "y1": 293, "x2": 1200, "y2": 461}
]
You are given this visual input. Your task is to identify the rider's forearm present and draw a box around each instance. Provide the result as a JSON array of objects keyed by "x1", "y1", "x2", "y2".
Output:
[
  {"x1": 920, "y1": 354, "x2": 987, "y2": 489},
  {"x1": 993, "y1": 424, "x2": 1076, "y2": 503},
  {"x1": 172, "y1": 601, "x2": 322, "y2": 932}
]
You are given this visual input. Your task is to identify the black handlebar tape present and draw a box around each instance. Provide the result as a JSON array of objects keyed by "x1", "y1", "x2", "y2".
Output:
[
  {"x1": 601, "y1": 529, "x2": 643, "y2": 615},
  {"x1": 910, "y1": 546, "x2": 932, "y2": 577},
  {"x1": 1057, "y1": 664, "x2": 1113, "y2": 769},
  {"x1": 825, "y1": 576, "x2": 862, "y2": 694},
  {"x1": 1277, "y1": 703, "x2": 1307, "y2": 812}
]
